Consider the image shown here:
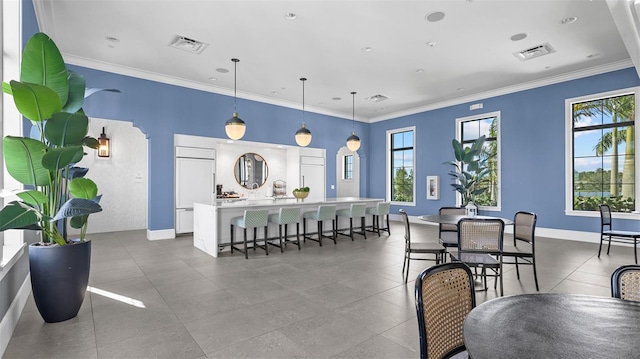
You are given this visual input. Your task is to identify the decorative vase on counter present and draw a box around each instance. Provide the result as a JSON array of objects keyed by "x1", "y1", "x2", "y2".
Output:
[{"x1": 465, "y1": 201, "x2": 478, "y2": 217}]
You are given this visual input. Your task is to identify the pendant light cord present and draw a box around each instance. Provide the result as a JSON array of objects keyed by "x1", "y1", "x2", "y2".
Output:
[
  {"x1": 302, "y1": 78, "x2": 306, "y2": 122},
  {"x1": 232, "y1": 58, "x2": 239, "y2": 113},
  {"x1": 351, "y1": 91, "x2": 356, "y2": 131}
]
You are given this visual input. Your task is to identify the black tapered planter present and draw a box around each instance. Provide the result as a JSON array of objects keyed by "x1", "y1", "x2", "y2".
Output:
[{"x1": 29, "y1": 240, "x2": 91, "y2": 323}]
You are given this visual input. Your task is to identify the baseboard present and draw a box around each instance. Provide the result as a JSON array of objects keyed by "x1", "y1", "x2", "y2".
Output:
[
  {"x1": 0, "y1": 274, "x2": 31, "y2": 358},
  {"x1": 146, "y1": 229, "x2": 176, "y2": 241}
]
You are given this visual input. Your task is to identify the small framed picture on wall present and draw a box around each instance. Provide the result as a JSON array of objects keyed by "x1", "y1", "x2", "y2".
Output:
[{"x1": 427, "y1": 176, "x2": 439, "y2": 200}]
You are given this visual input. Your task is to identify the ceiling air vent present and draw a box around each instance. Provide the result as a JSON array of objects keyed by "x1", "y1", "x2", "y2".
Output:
[
  {"x1": 365, "y1": 94, "x2": 389, "y2": 103},
  {"x1": 513, "y1": 43, "x2": 555, "y2": 61},
  {"x1": 168, "y1": 35, "x2": 208, "y2": 54}
]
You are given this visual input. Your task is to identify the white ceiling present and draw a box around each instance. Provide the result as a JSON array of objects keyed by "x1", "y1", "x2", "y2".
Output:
[{"x1": 33, "y1": 0, "x2": 639, "y2": 122}]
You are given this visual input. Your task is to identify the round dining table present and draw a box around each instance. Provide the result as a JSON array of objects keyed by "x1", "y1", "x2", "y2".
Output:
[{"x1": 463, "y1": 293, "x2": 640, "y2": 359}]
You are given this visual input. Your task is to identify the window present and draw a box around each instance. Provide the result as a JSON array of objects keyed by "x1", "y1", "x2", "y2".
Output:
[
  {"x1": 457, "y1": 112, "x2": 500, "y2": 209},
  {"x1": 568, "y1": 89, "x2": 637, "y2": 214},
  {"x1": 388, "y1": 127, "x2": 415, "y2": 203},
  {"x1": 344, "y1": 155, "x2": 353, "y2": 180}
]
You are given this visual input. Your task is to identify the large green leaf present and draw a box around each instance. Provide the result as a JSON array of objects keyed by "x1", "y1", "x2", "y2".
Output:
[
  {"x1": 69, "y1": 178, "x2": 98, "y2": 199},
  {"x1": 63, "y1": 70, "x2": 86, "y2": 113},
  {"x1": 0, "y1": 202, "x2": 40, "y2": 231},
  {"x1": 16, "y1": 190, "x2": 48, "y2": 208},
  {"x1": 9, "y1": 81, "x2": 62, "y2": 122},
  {"x1": 83, "y1": 136, "x2": 99, "y2": 149},
  {"x1": 45, "y1": 112, "x2": 88, "y2": 146},
  {"x1": 41, "y1": 146, "x2": 83, "y2": 171},
  {"x1": 3, "y1": 136, "x2": 50, "y2": 186},
  {"x1": 70, "y1": 215, "x2": 88, "y2": 229},
  {"x1": 20, "y1": 32, "x2": 69, "y2": 105},
  {"x1": 2, "y1": 81, "x2": 11, "y2": 95},
  {"x1": 51, "y1": 198, "x2": 102, "y2": 221}
]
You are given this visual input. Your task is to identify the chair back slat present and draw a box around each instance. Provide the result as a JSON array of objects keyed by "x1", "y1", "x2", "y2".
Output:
[
  {"x1": 415, "y1": 263, "x2": 476, "y2": 359},
  {"x1": 514, "y1": 211, "x2": 537, "y2": 245},
  {"x1": 612, "y1": 265, "x2": 640, "y2": 302},
  {"x1": 600, "y1": 204, "x2": 613, "y2": 227},
  {"x1": 458, "y1": 219, "x2": 504, "y2": 253}
]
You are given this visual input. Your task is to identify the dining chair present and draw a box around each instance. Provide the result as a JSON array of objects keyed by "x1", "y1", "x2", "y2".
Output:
[
  {"x1": 502, "y1": 211, "x2": 539, "y2": 291},
  {"x1": 415, "y1": 262, "x2": 476, "y2": 359},
  {"x1": 599, "y1": 204, "x2": 640, "y2": 264},
  {"x1": 400, "y1": 209, "x2": 446, "y2": 284},
  {"x1": 611, "y1": 264, "x2": 640, "y2": 302},
  {"x1": 365, "y1": 201, "x2": 391, "y2": 236},
  {"x1": 229, "y1": 209, "x2": 269, "y2": 259},
  {"x1": 450, "y1": 218, "x2": 505, "y2": 296},
  {"x1": 438, "y1": 206, "x2": 466, "y2": 251}
]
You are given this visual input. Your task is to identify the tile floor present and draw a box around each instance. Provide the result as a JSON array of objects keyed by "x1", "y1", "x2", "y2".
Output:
[{"x1": 3, "y1": 220, "x2": 635, "y2": 358}]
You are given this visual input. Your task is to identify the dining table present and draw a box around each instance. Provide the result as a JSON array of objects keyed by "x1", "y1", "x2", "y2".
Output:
[{"x1": 463, "y1": 293, "x2": 640, "y2": 359}]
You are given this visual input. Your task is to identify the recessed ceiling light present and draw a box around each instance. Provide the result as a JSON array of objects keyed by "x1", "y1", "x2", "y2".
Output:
[
  {"x1": 284, "y1": 13, "x2": 297, "y2": 20},
  {"x1": 332, "y1": 97, "x2": 342, "y2": 101},
  {"x1": 416, "y1": 69, "x2": 425, "y2": 73},
  {"x1": 544, "y1": 66, "x2": 551, "y2": 69},
  {"x1": 105, "y1": 36, "x2": 120, "y2": 43},
  {"x1": 208, "y1": 77, "x2": 217, "y2": 81},
  {"x1": 425, "y1": 11, "x2": 445, "y2": 22},
  {"x1": 457, "y1": 88, "x2": 465, "y2": 91},
  {"x1": 587, "y1": 53, "x2": 601, "y2": 58},
  {"x1": 510, "y1": 33, "x2": 527, "y2": 41},
  {"x1": 561, "y1": 16, "x2": 577, "y2": 24},
  {"x1": 361, "y1": 46, "x2": 373, "y2": 52},
  {"x1": 426, "y1": 41, "x2": 437, "y2": 47},
  {"x1": 216, "y1": 68, "x2": 229, "y2": 73},
  {"x1": 271, "y1": 91, "x2": 279, "y2": 95}
]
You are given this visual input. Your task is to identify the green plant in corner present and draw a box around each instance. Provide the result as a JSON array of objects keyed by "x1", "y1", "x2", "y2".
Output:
[
  {"x1": 0, "y1": 32, "x2": 106, "y2": 245},
  {"x1": 444, "y1": 135, "x2": 491, "y2": 205}
]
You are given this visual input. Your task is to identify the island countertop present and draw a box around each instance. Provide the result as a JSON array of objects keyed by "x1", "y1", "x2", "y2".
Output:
[{"x1": 193, "y1": 197, "x2": 384, "y2": 257}]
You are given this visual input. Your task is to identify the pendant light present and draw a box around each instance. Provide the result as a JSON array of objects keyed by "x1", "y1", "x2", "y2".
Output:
[
  {"x1": 295, "y1": 77, "x2": 312, "y2": 147},
  {"x1": 225, "y1": 58, "x2": 246, "y2": 140},
  {"x1": 346, "y1": 91, "x2": 361, "y2": 151}
]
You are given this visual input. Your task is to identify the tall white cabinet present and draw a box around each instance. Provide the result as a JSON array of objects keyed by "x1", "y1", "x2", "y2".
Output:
[
  {"x1": 175, "y1": 147, "x2": 215, "y2": 234},
  {"x1": 300, "y1": 155, "x2": 325, "y2": 202}
]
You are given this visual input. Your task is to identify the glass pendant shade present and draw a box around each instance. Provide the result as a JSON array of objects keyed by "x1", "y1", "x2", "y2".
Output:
[
  {"x1": 225, "y1": 112, "x2": 246, "y2": 140},
  {"x1": 346, "y1": 131, "x2": 361, "y2": 151},
  {"x1": 295, "y1": 123, "x2": 312, "y2": 147}
]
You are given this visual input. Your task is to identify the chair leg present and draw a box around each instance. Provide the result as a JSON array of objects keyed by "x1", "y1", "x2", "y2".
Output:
[
  {"x1": 332, "y1": 219, "x2": 337, "y2": 244},
  {"x1": 278, "y1": 224, "x2": 284, "y2": 253},
  {"x1": 385, "y1": 214, "x2": 390, "y2": 235},
  {"x1": 253, "y1": 227, "x2": 257, "y2": 251},
  {"x1": 230, "y1": 224, "x2": 235, "y2": 253},
  {"x1": 607, "y1": 235, "x2": 612, "y2": 255},
  {"x1": 349, "y1": 218, "x2": 354, "y2": 240},
  {"x1": 598, "y1": 235, "x2": 604, "y2": 258},
  {"x1": 295, "y1": 223, "x2": 301, "y2": 250},
  {"x1": 243, "y1": 228, "x2": 248, "y2": 259},
  {"x1": 499, "y1": 263, "x2": 504, "y2": 297},
  {"x1": 515, "y1": 257, "x2": 520, "y2": 279},
  {"x1": 375, "y1": 215, "x2": 381, "y2": 237},
  {"x1": 264, "y1": 226, "x2": 269, "y2": 255},
  {"x1": 532, "y1": 258, "x2": 539, "y2": 291},
  {"x1": 361, "y1": 217, "x2": 366, "y2": 239},
  {"x1": 303, "y1": 218, "x2": 307, "y2": 243},
  {"x1": 317, "y1": 221, "x2": 323, "y2": 246},
  {"x1": 404, "y1": 252, "x2": 410, "y2": 283},
  {"x1": 635, "y1": 239, "x2": 638, "y2": 264}
]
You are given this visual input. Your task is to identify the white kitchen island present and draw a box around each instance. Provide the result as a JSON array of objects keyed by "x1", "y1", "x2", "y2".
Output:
[{"x1": 193, "y1": 197, "x2": 384, "y2": 258}]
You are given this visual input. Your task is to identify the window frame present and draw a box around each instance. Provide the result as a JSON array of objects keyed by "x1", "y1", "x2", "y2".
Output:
[
  {"x1": 455, "y1": 111, "x2": 501, "y2": 211},
  {"x1": 386, "y1": 126, "x2": 416, "y2": 206},
  {"x1": 343, "y1": 154, "x2": 353, "y2": 180},
  {"x1": 565, "y1": 87, "x2": 640, "y2": 219}
]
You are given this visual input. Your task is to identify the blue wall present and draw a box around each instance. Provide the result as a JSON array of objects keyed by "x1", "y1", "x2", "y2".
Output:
[
  {"x1": 370, "y1": 68, "x2": 640, "y2": 233},
  {"x1": 23, "y1": 0, "x2": 640, "y2": 234}
]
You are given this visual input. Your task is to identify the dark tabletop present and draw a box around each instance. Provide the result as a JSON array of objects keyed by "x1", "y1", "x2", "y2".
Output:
[
  {"x1": 419, "y1": 214, "x2": 513, "y2": 225},
  {"x1": 463, "y1": 293, "x2": 640, "y2": 359}
]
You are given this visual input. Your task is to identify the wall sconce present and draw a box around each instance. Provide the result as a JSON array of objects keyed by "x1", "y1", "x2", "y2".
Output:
[{"x1": 98, "y1": 127, "x2": 110, "y2": 158}]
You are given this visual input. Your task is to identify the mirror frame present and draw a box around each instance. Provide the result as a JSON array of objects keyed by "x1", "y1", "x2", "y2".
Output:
[{"x1": 234, "y1": 153, "x2": 269, "y2": 189}]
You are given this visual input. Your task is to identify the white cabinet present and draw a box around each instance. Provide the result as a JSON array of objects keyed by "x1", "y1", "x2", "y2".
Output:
[
  {"x1": 300, "y1": 155, "x2": 325, "y2": 202},
  {"x1": 175, "y1": 147, "x2": 215, "y2": 234}
]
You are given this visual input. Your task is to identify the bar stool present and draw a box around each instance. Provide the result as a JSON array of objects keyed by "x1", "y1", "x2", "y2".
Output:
[
  {"x1": 268, "y1": 207, "x2": 301, "y2": 251},
  {"x1": 335, "y1": 203, "x2": 367, "y2": 240},
  {"x1": 230, "y1": 209, "x2": 269, "y2": 259},
  {"x1": 366, "y1": 202, "x2": 391, "y2": 236},
  {"x1": 303, "y1": 205, "x2": 337, "y2": 246}
]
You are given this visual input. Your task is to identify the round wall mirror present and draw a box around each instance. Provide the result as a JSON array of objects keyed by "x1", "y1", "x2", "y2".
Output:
[{"x1": 234, "y1": 153, "x2": 269, "y2": 189}]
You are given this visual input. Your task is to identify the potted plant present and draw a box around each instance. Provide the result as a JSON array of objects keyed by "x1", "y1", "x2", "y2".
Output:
[
  {"x1": 444, "y1": 135, "x2": 491, "y2": 215},
  {"x1": 0, "y1": 33, "x2": 106, "y2": 322}
]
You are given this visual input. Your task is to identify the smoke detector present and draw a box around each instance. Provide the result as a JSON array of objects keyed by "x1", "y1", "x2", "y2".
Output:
[
  {"x1": 513, "y1": 43, "x2": 555, "y2": 61},
  {"x1": 168, "y1": 35, "x2": 208, "y2": 54},
  {"x1": 365, "y1": 94, "x2": 389, "y2": 103}
]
